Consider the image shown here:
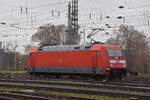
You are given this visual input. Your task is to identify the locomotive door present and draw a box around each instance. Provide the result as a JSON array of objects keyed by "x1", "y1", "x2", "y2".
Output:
[
  {"x1": 102, "y1": 49, "x2": 108, "y2": 72},
  {"x1": 31, "y1": 53, "x2": 36, "y2": 72},
  {"x1": 92, "y1": 55, "x2": 97, "y2": 74}
]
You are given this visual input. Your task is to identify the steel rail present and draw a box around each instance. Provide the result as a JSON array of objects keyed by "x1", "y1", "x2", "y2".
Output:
[
  {"x1": 0, "y1": 91, "x2": 51, "y2": 100},
  {"x1": 0, "y1": 82, "x2": 149, "y2": 99},
  {"x1": 0, "y1": 79, "x2": 150, "y2": 93},
  {"x1": 0, "y1": 90, "x2": 95, "y2": 100}
]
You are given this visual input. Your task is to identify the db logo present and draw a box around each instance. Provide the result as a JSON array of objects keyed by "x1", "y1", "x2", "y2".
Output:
[{"x1": 59, "y1": 58, "x2": 62, "y2": 63}]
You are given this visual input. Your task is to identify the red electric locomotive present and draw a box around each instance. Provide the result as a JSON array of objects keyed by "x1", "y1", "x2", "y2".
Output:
[{"x1": 26, "y1": 43, "x2": 127, "y2": 80}]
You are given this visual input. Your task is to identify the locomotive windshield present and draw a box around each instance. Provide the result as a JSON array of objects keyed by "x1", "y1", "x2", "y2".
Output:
[{"x1": 107, "y1": 50, "x2": 123, "y2": 57}]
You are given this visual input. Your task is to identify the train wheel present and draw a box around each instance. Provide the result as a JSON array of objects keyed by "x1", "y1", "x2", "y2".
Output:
[
  {"x1": 29, "y1": 72, "x2": 34, "y2": 76},
  {"x1": 107, "y1": 75, "x2": 113, "y2": 81},
  {"x1": 118, "y1": 75, "x2": 122, "y2": 81}
]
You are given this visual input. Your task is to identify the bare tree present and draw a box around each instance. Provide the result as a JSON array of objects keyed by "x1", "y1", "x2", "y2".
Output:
[
  {"x1": 25, "y1": 45, "x2": 32, "y2": 54},
  {"x1": 106, "y1": 25, "x2": 149, "y2": 73},
  {"x1": 31, "y1": 23, "x2": 66, "y2": 46}
]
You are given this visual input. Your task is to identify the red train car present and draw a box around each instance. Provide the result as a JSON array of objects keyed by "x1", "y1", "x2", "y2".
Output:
[{"x1": 26, "y1": 43, "x2": 127, "y2": 80}]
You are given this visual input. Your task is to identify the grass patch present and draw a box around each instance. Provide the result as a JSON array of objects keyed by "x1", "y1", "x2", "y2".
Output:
[
  {"x1": 0, "y1": 71, "x2": 27, "y2": 74},
  {"x1": 0, "y1": 87, "x2": 23, "y2": 91},
  {"x1": 45, "y1": 91, "x2": 130, "y2": 100}
]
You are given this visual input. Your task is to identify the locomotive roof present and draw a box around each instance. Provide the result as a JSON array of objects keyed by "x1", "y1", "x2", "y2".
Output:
[
  {"x1": 30, "y1": 48, "x2": 38, "y2": 53},
  {"x1": 37, "y1": 44, "x2": 92, "y2": 52}
]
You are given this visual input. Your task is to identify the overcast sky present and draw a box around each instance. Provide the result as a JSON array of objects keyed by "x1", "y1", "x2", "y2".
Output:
[{"x1": 0, "y1": 0, "x2": 150, "y2": 53}]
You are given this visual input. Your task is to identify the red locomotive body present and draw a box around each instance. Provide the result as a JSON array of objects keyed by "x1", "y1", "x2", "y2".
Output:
[{"x1": 26, "y1": 43, "x2": 127, "y2": 79}]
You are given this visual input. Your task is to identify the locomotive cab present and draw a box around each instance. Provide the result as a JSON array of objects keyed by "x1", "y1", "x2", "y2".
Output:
[
  {"x1": 91, "y1": 44, "x2": 127, "y2": 80},
  {"x1": 106, "y1": 47, "x2": 127, "y2": 80}
]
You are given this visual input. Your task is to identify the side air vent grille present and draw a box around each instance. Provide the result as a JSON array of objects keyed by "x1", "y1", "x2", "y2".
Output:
[
  {"x1": 85, "y1": 46, "x2": 91, "y2": 49},
  {"x1": 74, "y1": 47, "x2": 80, "y2": 49},
  {"x1": 38, "y1": 48, "x2": 42, "y2": 51}
]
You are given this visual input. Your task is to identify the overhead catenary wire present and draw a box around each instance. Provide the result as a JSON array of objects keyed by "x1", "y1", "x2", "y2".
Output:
[
  {"x1": 2, "y1": 4, "x2": 150, "y2": 25},
  {"x1": 1, "y1": 1, "x2": 150, "y2": 25},
  {"x1": 1, "y1": 0, "x2": 150, "y2": 46},
  {"x1": 0, "y1": 1, "x2": 70, "y2": 14},
  {"x1": 0, "y1": 0, "x2": 150, "y2": 18}
]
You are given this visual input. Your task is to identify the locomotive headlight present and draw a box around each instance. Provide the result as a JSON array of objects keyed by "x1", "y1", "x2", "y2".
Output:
[
  {"x1": 106, "y1": 68, "x2": 110, "y2": 70},
  {"x1": 110, "y1": 64, "x2": 114, "y2": 67},
  {"x1": 123, "y1": 64, "x2": 126, "y2": 67}
]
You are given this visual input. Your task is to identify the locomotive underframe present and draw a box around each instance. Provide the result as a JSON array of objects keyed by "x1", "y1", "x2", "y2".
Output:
[
  {"x1": 27, "y1": 66, "x2": 105, "y2": 74},
  {"x1": 108, "y1": 68, "x2": 127, "y2": 80},
  {"x1": 26, "y1": 66, "x2": 127, "y2": 80}
]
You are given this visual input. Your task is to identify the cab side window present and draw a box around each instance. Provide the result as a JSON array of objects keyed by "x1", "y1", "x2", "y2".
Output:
[
  {"x1": 96, "y1": 51, "x2": 100, "y2": 56},
  {"x1": 29, "y1": 53, "x2": 32, "y2": 57}
]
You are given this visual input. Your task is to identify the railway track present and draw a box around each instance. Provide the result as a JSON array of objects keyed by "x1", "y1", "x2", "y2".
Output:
[
  {"x1": 0, "y1": 90, "x2": 50, "y2": 100},
  {"x1": 121, "y1": 76, "x2": 150, "y2": 83},
  {"x1": 0, "y1": 78, "x2": 150, "y2": 100},
  {"x1": 0, "y1": 78, "x2": 150, "y2": 93},
  {"x1": 0, "y1": 90, "x2": 95, "y2": 100},
  {"x1": 0, "y1": 73, "x2": 150, "y2": 87},
  {"x1": 0, "y1": 73, "x2": 150, "y2": 84},
  {"x1": 0, "y1": 82, "x2": 149, "y2": 100},
  {"x1": 1, "y1": 73, "x2": 150, "y2": 89}
]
